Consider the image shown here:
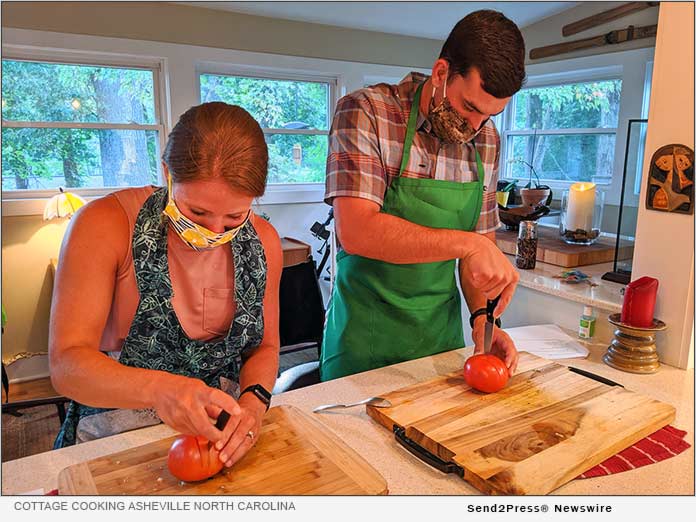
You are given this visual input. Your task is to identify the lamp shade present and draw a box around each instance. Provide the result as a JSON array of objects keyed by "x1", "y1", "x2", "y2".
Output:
[{"x1": 43, "y1": 189, "x2": 86, "y2": 220}]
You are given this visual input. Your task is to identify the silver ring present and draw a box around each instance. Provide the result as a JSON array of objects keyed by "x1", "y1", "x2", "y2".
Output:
[{"x1": 246, "y1": 430, "x2": 254, "y2": 440}]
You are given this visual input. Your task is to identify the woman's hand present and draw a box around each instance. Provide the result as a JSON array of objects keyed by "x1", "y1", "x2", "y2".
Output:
[
  {"x1": 151, "y1": 373, "x2": 241, "y2": 443},
  {"x1": 471, "y1": 316, "x2": 519, "y2": 374},
  {"x1": 213, "y1": 393, "x2": 266, "y2": 467}
]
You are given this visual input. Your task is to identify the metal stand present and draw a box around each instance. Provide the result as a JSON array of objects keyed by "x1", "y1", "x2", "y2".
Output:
[{"x1": 311, "y1": 208, "x2": 334, "y2": 282}]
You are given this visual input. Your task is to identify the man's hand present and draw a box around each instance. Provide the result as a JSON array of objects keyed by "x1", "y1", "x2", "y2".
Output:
[
  {"x1": 471, "y1": 315, "x2": 518, "y2": 374},
  {"x1": 460, "y1": 234, "x2": 519, "y2": 317}
]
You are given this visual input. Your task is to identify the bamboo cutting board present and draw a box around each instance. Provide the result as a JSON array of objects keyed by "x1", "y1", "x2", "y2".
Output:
[
  {"x1": 495, "y1": 227, "x2": 634, "y2": 267},
  {"x1": 58, "y1": 405, "x2": 387, "y2": 495},
  {"x1": 367, "y1": 352, "x2": 675, "y2": 495}
]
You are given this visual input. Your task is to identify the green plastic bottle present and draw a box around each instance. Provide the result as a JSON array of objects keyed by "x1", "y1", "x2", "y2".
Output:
[{"x1": 578, "y1": 305, "x2": 596, "y2": 339}]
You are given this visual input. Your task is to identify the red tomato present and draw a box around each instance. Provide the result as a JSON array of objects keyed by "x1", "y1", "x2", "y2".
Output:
[
  {"x1": 463, "y1": 354, "x2": 509, "y2": 393},
  {"x1": 167, "y1": 435, "x2": 224, "y2": 482}
]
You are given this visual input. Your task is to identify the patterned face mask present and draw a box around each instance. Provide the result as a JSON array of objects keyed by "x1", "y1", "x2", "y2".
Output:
[
  {"x1": 429, "y1": 76, "x2": 478, "y2": 144},
  {"x1": 162, "y1": 176, "x2": 250, "y2": 251}
]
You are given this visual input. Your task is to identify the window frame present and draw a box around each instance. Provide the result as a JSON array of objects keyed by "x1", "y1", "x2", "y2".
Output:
[
  {"x1": 196, "y1": 64, "x2": 338, "y2": 199},
  {"x1": 499, "y1": 65, "x2": 623, "y2": 193},
  {"x1": 1, "y1": 44, "x2": 168, "y2": 214}
]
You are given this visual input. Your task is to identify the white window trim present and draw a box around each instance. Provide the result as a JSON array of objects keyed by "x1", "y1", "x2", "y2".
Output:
[
  {"x1": 196, "y1": 63, "x2": 337, "y2": 204},
  {"x1": 499, "y1": 68, "x2": 623, "y2": 192},
  {"x1": 1, "y1": 44, "x2": 169, "y2": 215}
]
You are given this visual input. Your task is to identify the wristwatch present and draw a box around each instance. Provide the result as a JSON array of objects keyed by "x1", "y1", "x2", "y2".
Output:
[
  {"x1": 240, "y1": 384, "x2": 272, "y2": 411},
  {"x1": 469, "y1": 308, "x2": 502, "y2": 329}
]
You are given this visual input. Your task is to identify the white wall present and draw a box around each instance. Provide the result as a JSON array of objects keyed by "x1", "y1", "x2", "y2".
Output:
[{"x1": 631, "y1": 2, "x2": 694, "y2": 369}]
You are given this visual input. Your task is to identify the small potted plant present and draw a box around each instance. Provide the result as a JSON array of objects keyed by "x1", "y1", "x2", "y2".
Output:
[
  {"x1": 507, "y1": 128, "x2": 552, "y2": 208},
  {"x1": 496, "y1": 179, "x2": 518, "y2": 207},
  {"x1": 515, "y1": 160, "x2": 552, "y2": 207}
]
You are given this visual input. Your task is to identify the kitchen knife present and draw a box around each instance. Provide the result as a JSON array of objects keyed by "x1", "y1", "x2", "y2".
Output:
[
  {"x1": 483, "y1": 295, "x2": 501, "y2": 353},
  {"x1": 568, "y1": 366, "x2": 624, "y2": 387}
]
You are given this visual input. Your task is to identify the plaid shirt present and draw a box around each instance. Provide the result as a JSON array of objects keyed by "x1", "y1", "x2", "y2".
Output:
[{"x1": 325, "y1": 72, "x2": 501, "y2": 234}]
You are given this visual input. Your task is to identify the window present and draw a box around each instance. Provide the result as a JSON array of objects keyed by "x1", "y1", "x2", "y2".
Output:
[
  {"x1": 502, "y1": 79, "x2": 621, "y2": 186},
  {"x1": 200, "y1": 72, "x2": 333, "y2": 184},
  {"x1": 2, "y1": 58, "x2": 163, "y2": 194}
]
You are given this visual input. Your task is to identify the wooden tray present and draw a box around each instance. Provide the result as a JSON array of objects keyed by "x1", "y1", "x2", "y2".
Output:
[
  {"x1": 58, "y1": 405, "x2": 387, "y2": 495},
  {"x1": 367, "y1": 352, "x2": 675, "y2": 495},
  {"x1": 496, "y1": 227, "x2": 634, "y2": 267}
]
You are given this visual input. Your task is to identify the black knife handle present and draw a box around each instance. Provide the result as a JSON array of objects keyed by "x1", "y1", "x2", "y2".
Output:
[
  {"x1": 393, "y1": 425, "x2": 464, "y2": 477},
  {"x1": 568, "y1": 366, "x2": 624, "y2": 388},
  {"x1": 215, "y1": 410, "x2": 231, "y2": 431},
  {"x1": 486, "y1": 294, "x2": 502, "y2": 322}
]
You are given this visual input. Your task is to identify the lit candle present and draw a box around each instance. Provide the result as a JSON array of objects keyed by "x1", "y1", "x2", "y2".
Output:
[{"x1": 566, "y1": 182, "x2": 596, "y2": 231}]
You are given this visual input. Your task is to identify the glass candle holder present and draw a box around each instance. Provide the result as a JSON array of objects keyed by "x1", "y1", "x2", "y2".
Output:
[{"x1": 559, "y1": 184, "x2": 605, "y2": 245}]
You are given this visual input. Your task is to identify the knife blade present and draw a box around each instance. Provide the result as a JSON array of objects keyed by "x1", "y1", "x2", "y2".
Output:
[{"x1": 483, "y1": 295, "x2": 501, "y2": 353}]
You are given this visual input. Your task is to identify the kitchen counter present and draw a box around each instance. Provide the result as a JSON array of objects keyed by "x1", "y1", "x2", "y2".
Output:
[
  {"x1": 507, "y1": 254, "x2": 624, "y2": 314},
  {"x1": 2, "y1": 341, "x2": 693, "y2": 496}
]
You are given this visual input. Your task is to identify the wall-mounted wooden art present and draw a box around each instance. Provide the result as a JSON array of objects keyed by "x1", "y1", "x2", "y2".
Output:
[{"x1": 646, "y1": 144, "x2": 694, "y2": 214}]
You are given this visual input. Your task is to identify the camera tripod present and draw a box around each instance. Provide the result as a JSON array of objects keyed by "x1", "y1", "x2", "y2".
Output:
[{"x1": 310, "y1": 208, "x2": 334, "y2": 282}]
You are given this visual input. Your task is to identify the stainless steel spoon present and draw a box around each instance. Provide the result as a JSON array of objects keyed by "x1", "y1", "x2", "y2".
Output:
[{"x1": 312, "y1": 396, "x2": 392, "y2": 413}]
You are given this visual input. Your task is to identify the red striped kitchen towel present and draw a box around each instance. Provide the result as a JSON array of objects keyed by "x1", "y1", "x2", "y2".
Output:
[{"x1": 577, "y1": 425, "x2": 691, "y2": 479}]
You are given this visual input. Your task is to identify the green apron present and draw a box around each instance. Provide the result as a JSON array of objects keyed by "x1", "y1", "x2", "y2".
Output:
[{"x1": 320, "y1": 83, "x2": 486, "y2": 381}]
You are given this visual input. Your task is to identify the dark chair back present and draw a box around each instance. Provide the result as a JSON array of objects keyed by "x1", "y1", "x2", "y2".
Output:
[
  {"x1": 279, "y1": 257, "x2": 325, "y2": 351},
  {"x1": 274, "y1": 257, "x2": 325, "y2": 393}
]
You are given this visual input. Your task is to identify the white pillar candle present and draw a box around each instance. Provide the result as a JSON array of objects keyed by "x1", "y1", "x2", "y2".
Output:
[{"x1": 566, "y1": 182, "x2": 596, "y2": 231}]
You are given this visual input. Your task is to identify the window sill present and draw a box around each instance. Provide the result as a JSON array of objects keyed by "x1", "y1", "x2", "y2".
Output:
[
  {"x1": 255, "y1": 183, "x2": 326, "y2": 206},
  {"x1": 2, "y1": 183, "x2": 327, "y2": 216}
]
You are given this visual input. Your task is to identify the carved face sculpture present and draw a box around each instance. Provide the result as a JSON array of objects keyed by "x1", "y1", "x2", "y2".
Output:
[
  {"x1": 675, "y1": 153, "x2": 692, "y2": 172},
  {"x1": 654, "y1": 154, "x2": 672, "y2": 172}
]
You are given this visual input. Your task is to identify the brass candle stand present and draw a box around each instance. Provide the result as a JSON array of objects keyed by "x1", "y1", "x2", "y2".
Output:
[{"x1": 603, "y1": 313, "x2": 667, "y2": 374}]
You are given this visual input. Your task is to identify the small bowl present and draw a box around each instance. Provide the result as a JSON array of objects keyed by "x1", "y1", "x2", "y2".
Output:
[{"x1": 498, "y1": 204, "x2": 550, "y2": 231}]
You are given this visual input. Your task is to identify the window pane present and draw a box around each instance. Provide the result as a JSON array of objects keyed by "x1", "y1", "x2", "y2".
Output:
[
  {"x1": 265, "y1": 133, "x2": 327, "y2": 184},
  {"x1": 506, "y1": 134, "x2": 616, "y2": 184},
  {"x1": 200, "y1": 74, "x2": 329, "y2": 130},
  {"x1": 1, "y1": 60, "x2": 156, "y2": 124},
  {"x1": 2, "y1": 127, "x2": 160, "y2": 190},
  {"x1": 513, "y1": 80, "x2": 621, "y2": 130}
]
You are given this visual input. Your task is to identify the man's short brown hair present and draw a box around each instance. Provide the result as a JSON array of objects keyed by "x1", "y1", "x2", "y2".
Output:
[{"x1": 439, "y1": 10, "x2": 526, "y2": 99}]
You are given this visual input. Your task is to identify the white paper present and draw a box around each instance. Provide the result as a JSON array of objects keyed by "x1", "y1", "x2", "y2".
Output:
[{"x1": 503, "y1": 324, "x2": 589, "y2": 359}]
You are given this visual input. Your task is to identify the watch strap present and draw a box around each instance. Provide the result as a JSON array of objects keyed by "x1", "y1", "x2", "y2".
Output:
[
  {"x1": 469, "y1": 308, "x2": 501, "y2": 329},
  {"x1": 240, "y1": 384, "x2": 272, "y2": 411}
]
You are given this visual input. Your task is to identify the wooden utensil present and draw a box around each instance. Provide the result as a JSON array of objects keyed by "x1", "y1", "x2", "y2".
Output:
[
  {"x1": 367, "y1": 352, "x2": 675, "y2": 495},
  {"x1": 58, "y1": 405, "x2": 388, "y2": 495},
  {"x1": 562, "y1": 2, "x2": 658, "y2": 36},
  {"x1": 530, "y1": 24, "x2": 657, "y2": 60}
]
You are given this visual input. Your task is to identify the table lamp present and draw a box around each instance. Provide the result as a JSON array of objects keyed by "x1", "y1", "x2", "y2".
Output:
[{"x1": 43, "y1": 187, "x2": 86, "y2": 220}]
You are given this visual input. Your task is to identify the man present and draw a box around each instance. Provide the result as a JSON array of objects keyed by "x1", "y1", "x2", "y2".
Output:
[{"x1": 321, "y1": 10, "x2": 525, "y2": 381}]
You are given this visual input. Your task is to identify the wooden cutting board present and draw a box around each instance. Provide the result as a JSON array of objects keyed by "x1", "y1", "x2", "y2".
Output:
[
  {"x1": 58, "y1": 405, "x2": 387, "y2": 495},
  {"x1": 495, "y1": 227, "x2": 634, "y2": 267},
  {"x1": 367, "y1": 352, "x2": 675, "y2": 495}
]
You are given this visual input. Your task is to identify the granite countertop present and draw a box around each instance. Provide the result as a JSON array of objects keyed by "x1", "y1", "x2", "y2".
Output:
[
  {"x1": 507, "y1": 254, "x2": 625, "y2": 313},
  {"x1": 2, "y1": 341, "x2": 692, "y2": 496}
]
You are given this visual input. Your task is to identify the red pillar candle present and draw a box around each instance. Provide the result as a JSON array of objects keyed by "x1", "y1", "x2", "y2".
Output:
[{"x1": 621, "y1": 276, "x2": 659, "y2": 328}]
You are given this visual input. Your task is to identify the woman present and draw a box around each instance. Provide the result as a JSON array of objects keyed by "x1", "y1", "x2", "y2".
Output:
[{"x1": 49, "y1": 102, "x2": 282, "y2": 471}]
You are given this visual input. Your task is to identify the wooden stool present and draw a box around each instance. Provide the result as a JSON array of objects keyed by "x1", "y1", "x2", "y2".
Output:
[{"x1": 603, "y1": 313, "x2": 667, "y2": 374}]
